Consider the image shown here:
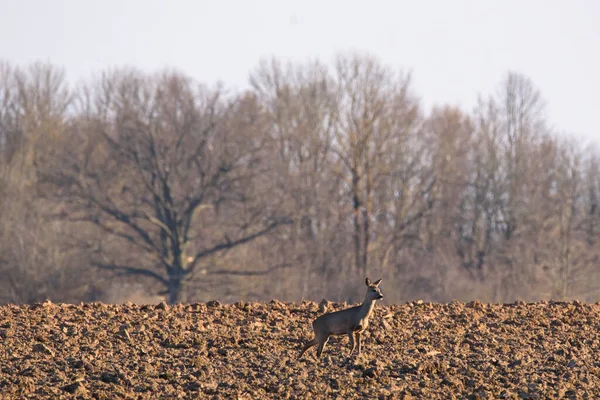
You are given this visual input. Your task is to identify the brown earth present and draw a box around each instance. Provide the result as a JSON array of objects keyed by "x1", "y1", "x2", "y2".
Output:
[{"x1": 1, "y1": 299, "x2": 600, "y2": 399}]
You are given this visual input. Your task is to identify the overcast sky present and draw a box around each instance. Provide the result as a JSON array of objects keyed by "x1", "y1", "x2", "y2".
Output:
[{"x1": 1, "y1": 0, "x2": 598, "y2": 144}]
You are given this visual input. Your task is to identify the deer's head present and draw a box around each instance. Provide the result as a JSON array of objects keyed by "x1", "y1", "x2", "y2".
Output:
[{"x1": 365, "y1": 277, "x2": 384, "y2": 300}]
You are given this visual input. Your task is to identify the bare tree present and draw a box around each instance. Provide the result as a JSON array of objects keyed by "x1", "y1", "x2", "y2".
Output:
[
  {"x1": 421, "y1": 106, "x2": 474, "y2": 250},
  {"x1": 581, "y1": 147, "x2": 600, "y2": 247},
  {"x1": 538, "y1": 139, "x2": 600, "y2": 301},
  {"x1": 0, "y1": 61, "x2": 20, "y2": 163},
  {"x1": 0, "y1": 61, "x2": 88, "y2": 304},
  {"x1": 332, "y1": 52, "x2": 428, "y2": 277},
  {"x1": 498, "y1": 71, "x2": 546, "y2": 241},
  {"x1": 39, "y1": 69, "x2": 291, "y2": 303},
  {"x1": 452, "y1": 96, "x2": 505, "y2": 280},
  {"x1": 249, "y1": 58, "x2": 347, "y2": 299}
]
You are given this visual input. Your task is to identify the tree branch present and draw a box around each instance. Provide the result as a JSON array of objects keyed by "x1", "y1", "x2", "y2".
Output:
[
  {"x1": 92, "y1": 261, "x2": 168, "y2": 286},
  {"x1": 187, "y1": 217, "x2": 293, "y2": 272},
  {"x1": 208, "y1": 262, "x2": 293, "y2": 276}
]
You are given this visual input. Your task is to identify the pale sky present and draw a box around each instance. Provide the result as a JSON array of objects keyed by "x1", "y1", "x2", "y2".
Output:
[{"x1": 1, "y1": 0, "x2": 598, "y2": 144}]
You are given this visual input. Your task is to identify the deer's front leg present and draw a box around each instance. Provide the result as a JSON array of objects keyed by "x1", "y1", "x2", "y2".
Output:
[
  {"x1": 347, "y1": 330, "x2": 356, "y2": 355},
  {"x1": 356, "y1": 332, "x2": 362, "y2": 355}
]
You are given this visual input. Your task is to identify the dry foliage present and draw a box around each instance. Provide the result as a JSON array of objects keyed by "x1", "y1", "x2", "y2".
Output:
[{"x1": 0, "y1": 53, "x2": 599, "y2": 304}]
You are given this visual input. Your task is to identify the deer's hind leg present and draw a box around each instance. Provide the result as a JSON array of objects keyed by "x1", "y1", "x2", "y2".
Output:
[{"x1": 299, "y1": 337, "x2": 318, "y2": 359}]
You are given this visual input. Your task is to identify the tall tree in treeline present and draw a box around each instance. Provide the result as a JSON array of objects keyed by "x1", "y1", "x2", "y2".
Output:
[
  {"x1": 331, "y1": 53, "x2": 433, "y2": 278},
  {"x1": 38, "y1": 69, "x2": 291, "y2": 304},
  {"x1": 0, "y1": 61, "x2": 92, "y2": 304}
]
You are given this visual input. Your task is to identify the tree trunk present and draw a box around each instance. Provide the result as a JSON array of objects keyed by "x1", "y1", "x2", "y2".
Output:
[
  {"x1": 362, "y1": 200, "x2": 369, "y2": 277},
  {"x1": 352, "y1": 170, "x2": 362, "y2": 275},
  {"x1": 167, "y1": 274, "x2": 182, "y2": 304},
  {"x1": 362, "y1": 166, "x2": 372, "y2": 276}
]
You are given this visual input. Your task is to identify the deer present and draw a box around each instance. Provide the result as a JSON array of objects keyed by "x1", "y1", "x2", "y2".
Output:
[{"x1": 299, "y1": 278, "x2": 384, "y2": 360}]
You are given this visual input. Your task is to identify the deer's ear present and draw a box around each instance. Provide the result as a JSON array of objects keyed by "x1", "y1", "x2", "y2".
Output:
[
  {"x1": 373, "y1": 278, "x2": 382, "y2": 287},
  {"x1": 365, "y1": 278, "x2": 371, "y2": 286}
]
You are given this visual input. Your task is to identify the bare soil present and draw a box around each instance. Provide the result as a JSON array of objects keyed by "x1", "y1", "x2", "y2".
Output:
[{"x1": 1, "y1": 299, "x2": 600, "y2": 399}]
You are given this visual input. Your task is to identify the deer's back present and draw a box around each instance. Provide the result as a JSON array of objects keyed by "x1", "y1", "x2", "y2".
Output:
[{"x1": 313, "y1": 305, "x2": 362, "y2": 335}]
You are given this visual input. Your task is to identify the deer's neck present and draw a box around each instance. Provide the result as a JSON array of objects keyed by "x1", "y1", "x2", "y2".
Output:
[{"x1": 359, "y1": 298, "x2": 377, "y2": 321}]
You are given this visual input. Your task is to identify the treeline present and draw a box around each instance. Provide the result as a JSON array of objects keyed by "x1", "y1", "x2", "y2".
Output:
[{"x1": 0, "y1": 53, "x2": 598, "y2": 305}]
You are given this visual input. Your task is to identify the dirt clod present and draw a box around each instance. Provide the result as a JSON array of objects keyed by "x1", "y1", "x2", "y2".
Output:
[
  {"x1": 62, "y1": 381, "x2": 86, "y2": 395},
  {"x1": 362, "y1": 367, "x2": 377, "y2": 378},
  {"x1": 32, "y1": 343, "x2": 54, "y2": 356}
]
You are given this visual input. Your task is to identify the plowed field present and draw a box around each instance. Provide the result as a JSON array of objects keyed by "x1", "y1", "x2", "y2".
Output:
[{"x1": 1, "y1": 299, "x2": 600, "y2": 399}]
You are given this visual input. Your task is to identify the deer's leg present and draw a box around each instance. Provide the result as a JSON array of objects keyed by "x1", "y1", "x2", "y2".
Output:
[
  {"x1": 356, "y1": 332, "x2": 362, "y2": 355},
  {"x1": 347, "y1": 330, "x2": 356, "y2": 355},
  {"x1": 316, "y1": 336, "x2": 329, "y2": 359},
  {"x1": 299, "y1": 337, "x2": 317, "y2": 359}
]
